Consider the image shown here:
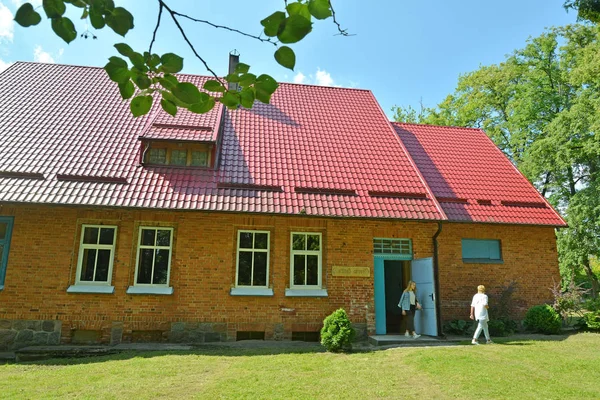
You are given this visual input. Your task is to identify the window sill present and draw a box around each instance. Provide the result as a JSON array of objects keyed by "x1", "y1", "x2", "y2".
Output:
[
  {"x1": 285, "y1": 288, "x2": 328, "y2": 297},
  {"x1": 126, "y1": 286, "x2": 174, "y2": 295},
  {"x1": 462, "y1": 259, "x2": 504, "y2": 264},
  {"x1": 230, "y1": 287, "x2": 274, "y2": 296},
  {"x1": 67, "y1": 285, "x2": 115, "y2": 294}
]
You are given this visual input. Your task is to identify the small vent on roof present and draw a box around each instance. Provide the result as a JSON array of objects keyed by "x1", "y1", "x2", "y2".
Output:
[
  {"x1": 436, "y1": 197, "x2": 468, "y2": 204},
  {"x1": 368, "y1": 191, "x2": 427, "y2": 199},
  {"x1": 295, "y1": 187, "x2": 357, "y2": 196},
  {"x1": 0, "y1": 171, "x2": 45, "y2": 180},
  {"x1": 152, "y1": 123, "x2": 212, "y2": 131},
  {"x1": 477, "y1": 199, "x2": 493, "y2": 205},
  {"x1": 217, "y1": 183, "x2": 283, "y2": 192},
  {"x1": 56, "y1": 174, "x2": 129, "y2": 184},
  {"x1": 500, "y1": 201, "x2": 547, "y2": 208}
]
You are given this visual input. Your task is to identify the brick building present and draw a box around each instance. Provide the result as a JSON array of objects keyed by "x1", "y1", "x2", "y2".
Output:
[{"x1": 0, "y1": 62, "x2": 565, "y2": 349}]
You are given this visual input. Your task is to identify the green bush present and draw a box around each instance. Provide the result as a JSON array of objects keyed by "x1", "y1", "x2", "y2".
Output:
[
  {"x1": 320, "y1": 308, "x2": 355, "y2": 352},
  {"x1": 443, "y1": 319, "x2": 473, "y2": 335},
  {"x1": 523, "y1": 305, "x2": 562, "y2": 334},
  {"x1": 583, "y1": 311, "x2": 600, "y2": 330},
  {"x1": 488, "y1": 319, "x2": 518, "y2": 337}
]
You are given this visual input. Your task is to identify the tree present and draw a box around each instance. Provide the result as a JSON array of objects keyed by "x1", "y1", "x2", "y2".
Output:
[
  {"x1": 13, "y1": 0, "x2": 349, "y2": 117},
  {"x1": 564, "y1": 0, "x2": 600, "y2": 23},
  {"x1": 394, "y1": 24, "x2": 600, "y2": 297}
]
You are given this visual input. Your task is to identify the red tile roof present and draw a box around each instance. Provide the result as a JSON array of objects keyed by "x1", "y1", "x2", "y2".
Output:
[
  {"x1": 393, "y1": 123, "x2": 566, "y2": 226},
  {"x1": 0, "y1": 62, "x2": 444, "y2": 220}
]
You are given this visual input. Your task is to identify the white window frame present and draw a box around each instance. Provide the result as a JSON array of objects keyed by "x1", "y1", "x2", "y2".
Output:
[
  {"x1": 235, "y1": 230, "x2": 270, "y2": 288},
  {"x1": 133, "y1": 226, "x2": 174, "y2": 288},
  {"x1": 74, "y1": 224, "x2": 117, "y2": 285},
  {"x1": 289, "y1": 232, "x2": 323, "y2": 290}
]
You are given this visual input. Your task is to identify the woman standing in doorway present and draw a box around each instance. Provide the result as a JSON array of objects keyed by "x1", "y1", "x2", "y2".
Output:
[{"x1": 398, "y1": 280, "x2": 422, "y2": 339}]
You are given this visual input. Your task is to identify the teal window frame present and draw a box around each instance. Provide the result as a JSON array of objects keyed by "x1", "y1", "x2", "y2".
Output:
[
  {"x1": 0, "y1": 216, "x2": 14, "y2": 290},
  {"x1": 461, "y1": 239, "x2": 502, "y2": 263}
]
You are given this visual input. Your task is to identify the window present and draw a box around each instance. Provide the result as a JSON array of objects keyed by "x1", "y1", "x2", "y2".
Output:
[
  {"x1": 191, "y1": 150, "x2": 208, "y2": 167},
  {"x1": 0, "y1": 217, "x2": 14, "y2": 290},
  {"x1": 236, "y1": 230, "x2": 270, "y2": 287},
  {"x1": 290, "y1": 233, "x2": 322, "y2": 288},
  {"x1": 373, "y1": 238, "x2": 412, "y2": 256},
  {"x1": 170, "y1": 149, "x2": 187, "y2": 166},
  {"x1": 134, "y1": 227, "x2": 174, "y2": 287},
  {"x1": 75, "y1": 225, "x2": 117, "y2": 285},
  {"x1": 462, "y1": 239, "x2": 502, "y2": 263},
  {"x1": 148, "y1": 148, "x2": 167, "y2": 164},
  {"x1": 143, "y1": 141, "x2": 212, "y2": 168}
]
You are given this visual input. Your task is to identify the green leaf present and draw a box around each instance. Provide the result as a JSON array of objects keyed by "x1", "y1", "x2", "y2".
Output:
[
  {"x1": 104, "y1": 56, "x2": 130, "y2": 84},
  {"x1": 277, "y1": 15, "x2": 312, "y2": 44},
  {"x1": 144, "y1": 53, "x2": 161, "y2": 69},
  {"x1": 203, "y1": 80, "x2": 225, "y2": 93},
  {"x1": 118, "y1": 80, "x2": 134, "y2": 99},
  {"x1": 105, "y1": 7, "x2": 134, "y2": 36},
  {"x1": 114, "y1": 43, "x2": 134, "y2": 57},
  {"x1": 14, "y1": 3, "x2": 42, "y2": 27},
  {"x1": 225, "y1": 73, "x2": 240, "y2": 83},
  {"x1": 160, "y1": 99, "x2": 177, "y2": 117},
  {"x1": 260, "y1": 11, "x2": 286, "y2": 37},
  {"x1": 287, "y1": 2, "x2": 311, "y2": 21},
  {"x1": 188, "y1": 96, "x2": 216, "y2": 114},
  {"x1": 308, "y1": 0, "x2": 332, "y2": 20},
  {"x1": 159, "y1": 74, "x2": 179, "y2": 91},
  {"x1": 220, "y1": 91, "x2": 240, "y2": 109},
  {"x1": 130, "y1": 95, "x2": 153, "y2": 117},
  {"x1": 172, "y1": 82, "x2": 202, "y2": 105},
  {"x1": 43, "y1": 0, "x2": 66, "y2": 18},
  {"x1": 234, "y1": 62, "x2": 250, "y2": 74},
  {"x1": 89, "y1": 9, "x2": 105, "y2": 29},
  {"x1": 255, "y1": 74, "x2": 279, "y2": 103},
  {"x1": 274, "y1": 46, "x2": 296, "y2": 70},
  {"x1": 160, "y1": 53, "x2": 183, "y2": 73},
  {"x1": 239, "y1": 73, "x2": 257, "y2": 88},
  {"x1": 51, "y1": 17, "x2": 77, "y2": 44},
  {"x1": 132, "y1": 72, "x2": 151, "y2": 90},
  {"x1": 239, "y1": 88, "x2": 256, "y2": 108},
  {"x1": 128, "y1": 52, "x2": 145, "y2": 70}
]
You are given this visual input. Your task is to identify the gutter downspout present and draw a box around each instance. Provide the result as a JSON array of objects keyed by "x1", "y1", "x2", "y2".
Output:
[{"x1": 433, "y1": 221, "x2": 443, "y2": 337}]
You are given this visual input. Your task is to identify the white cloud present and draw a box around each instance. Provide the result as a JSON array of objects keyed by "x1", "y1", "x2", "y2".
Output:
[
  {"x1": 293, "y1": 71, "x2": 306, "y2": 84},
  {"x1": 11, "y1": 0, "x2": 42, "y2": 7},
  {"x1": 315, "y1": 69, "x2": 334, "y2": 86},
  {"x1": 33, "y1": 45, "x2": 55, "y2": 63},
  {"x1": 0, "y1": 57, "x2": 11, "y2": 73},
  {"x1": 0, "y1": 2, "x2": 14, "y2": 43},
  {"x1": 291, "y1": 69, "x2": 339, "y2": 87}
]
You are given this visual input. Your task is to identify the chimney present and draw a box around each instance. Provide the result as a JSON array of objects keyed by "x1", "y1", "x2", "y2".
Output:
[{"x1": 228, "y1": 50, "x2": 240, "y2": 91}]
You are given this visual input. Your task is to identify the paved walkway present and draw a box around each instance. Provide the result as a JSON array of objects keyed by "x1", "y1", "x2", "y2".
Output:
[{"x1": 1, "y1": 332, "x2": 573, "y2": 363}]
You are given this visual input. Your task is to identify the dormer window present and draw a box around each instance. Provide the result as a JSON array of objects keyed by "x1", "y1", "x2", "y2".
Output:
[{"x1": 142, "y1": 141, "x2": 213, "y2": 168}]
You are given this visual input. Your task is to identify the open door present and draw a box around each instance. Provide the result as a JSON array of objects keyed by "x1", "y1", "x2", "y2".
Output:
[{"x1": 411, "y1": 257, "x2": 437, "y2": 336}]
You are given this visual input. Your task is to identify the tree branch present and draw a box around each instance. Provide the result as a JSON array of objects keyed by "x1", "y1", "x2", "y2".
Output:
[
  {"x1": 149, "y1": 2, "x2": 164, "y2": 55},
  {"x1": 171, "y1": 11, "x2": 277, "y2": 46},
  {"x1": 158, "y1": 0, "x2": 222, "y2": 82},
  {"x1": 328, "y1": 0, "x2": 353, "y2": 36}
]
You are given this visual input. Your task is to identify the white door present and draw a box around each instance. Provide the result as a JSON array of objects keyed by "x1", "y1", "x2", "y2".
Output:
[{"x1": 411, "y1": 257, "x2": 437, "y2": 336}]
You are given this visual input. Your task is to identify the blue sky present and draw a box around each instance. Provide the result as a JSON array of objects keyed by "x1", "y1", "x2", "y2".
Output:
[{"x1": 0, "y1": 0, "x2": 577, "y2": 117}]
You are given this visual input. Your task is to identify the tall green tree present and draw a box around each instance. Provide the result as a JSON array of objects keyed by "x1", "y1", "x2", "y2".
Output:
[{"x1": 394, "y1": 24, "x2": 600, "y2": 296}]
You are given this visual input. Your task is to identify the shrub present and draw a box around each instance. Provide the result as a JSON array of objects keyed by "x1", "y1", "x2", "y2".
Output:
[
  {"x1": 523, "y1": 305, "x2": 562, "y2": 334},
  {"x1": 443, "y1": 319, "x2": 473, "y2": 336},
  {"x1": 488, "y1": 319, "x2": 518, "y2": 337},
  {"x1": 583, "y1": 311, "x2": 600, "y2": 330},
  {"x1": 320, "y1": 308, "x2": 355, "y2": 352},
  {"x1": 550, "y1": 280, "x2": 589, "y2": 326}
]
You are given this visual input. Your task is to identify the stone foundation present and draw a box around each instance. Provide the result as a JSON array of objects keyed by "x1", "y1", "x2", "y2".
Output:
[{"x1": 0, "y1": 320, "x2": 62, "y2": 350}]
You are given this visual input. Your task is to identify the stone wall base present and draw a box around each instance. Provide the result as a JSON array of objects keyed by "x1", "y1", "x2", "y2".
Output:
[{"x1": 0, "y1": 320, "x2": 62, "y2": 350}]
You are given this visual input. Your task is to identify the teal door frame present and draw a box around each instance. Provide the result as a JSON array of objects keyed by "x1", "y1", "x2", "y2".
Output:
[{"x1": 374, "y1": 253, "x2": 412, "y2": 335}]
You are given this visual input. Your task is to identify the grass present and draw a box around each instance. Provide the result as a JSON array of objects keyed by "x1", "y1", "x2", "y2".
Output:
[{"x1": 1, "y1": 333, "x2": 600, "y2": 399}]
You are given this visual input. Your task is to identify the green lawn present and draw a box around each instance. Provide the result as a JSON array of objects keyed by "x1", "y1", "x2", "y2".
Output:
[{"x1": 1, "y1": 333, "x2": 599, "y2": 399}]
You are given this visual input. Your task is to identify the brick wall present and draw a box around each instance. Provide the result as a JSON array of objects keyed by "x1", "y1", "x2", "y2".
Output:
[
  {"x1": 437, "y1": 223, "x2": 560, "y2": 321},
  {"x1": 0, "y1": 204, "x2": 559, "y2": 343}
]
